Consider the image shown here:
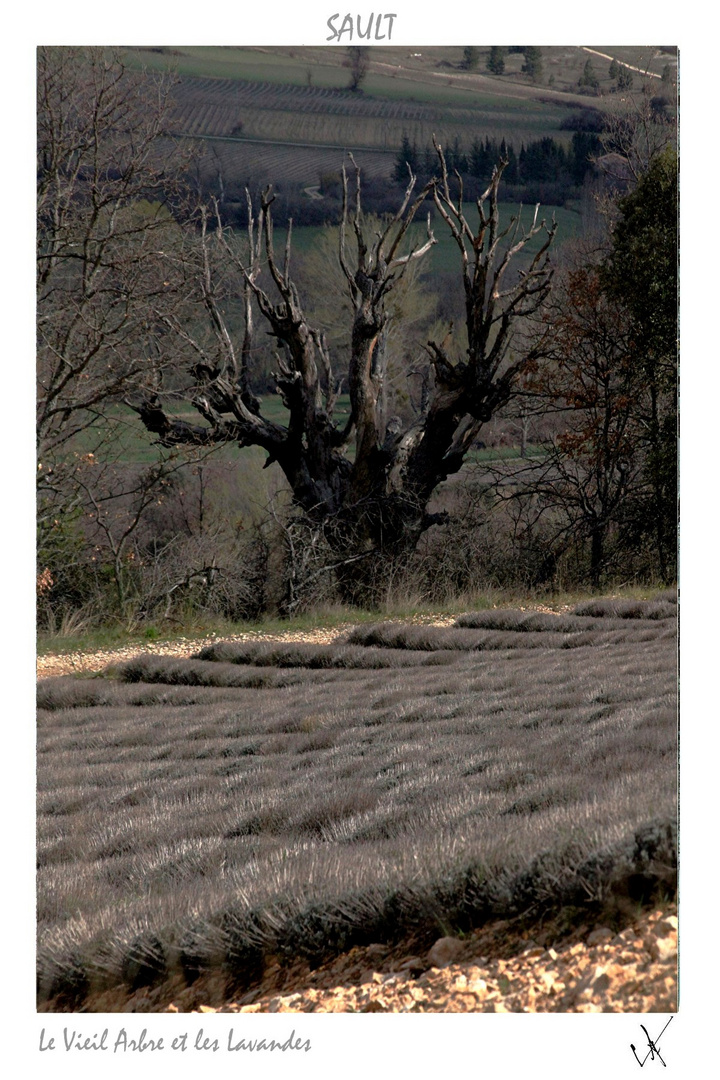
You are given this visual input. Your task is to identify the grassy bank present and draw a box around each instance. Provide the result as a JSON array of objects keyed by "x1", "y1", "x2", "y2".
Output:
[{"x1": 36, "y1": 585, "x2": 675, "y2": 658}]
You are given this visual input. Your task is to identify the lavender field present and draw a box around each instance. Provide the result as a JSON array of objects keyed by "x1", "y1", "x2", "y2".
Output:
[{"x1": 37, "y1": 597, "x2": 677, "y2": 1010}]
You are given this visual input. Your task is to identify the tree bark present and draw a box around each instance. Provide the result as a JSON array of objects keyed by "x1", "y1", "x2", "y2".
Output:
[{"x1": 131, "y1": 148, "x2": 557, "y2": 604}]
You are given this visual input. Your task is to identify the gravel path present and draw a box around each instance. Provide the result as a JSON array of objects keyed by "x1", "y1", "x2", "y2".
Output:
[
  {"x1": 36, "y1": 616, "x2": 464, "y2": 679},
  {"x1": 36, "y1": 627, "x2": 354, "y2": 679}
]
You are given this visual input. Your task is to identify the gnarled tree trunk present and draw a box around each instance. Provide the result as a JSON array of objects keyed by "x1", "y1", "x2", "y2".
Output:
[{"x1": 131, "y1": 146, "x2": 557, "y2": 605}]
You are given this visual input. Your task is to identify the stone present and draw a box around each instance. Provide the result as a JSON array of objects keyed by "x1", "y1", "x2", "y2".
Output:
[
  {"x1": 591, "y1": 970, "x2": 612, "y2": 993},
  {"x1": 655, "y1": 936, "x2": 678, "y2": 962},
  {"x1": 361, "y1": 998, "x2": 387, "y2": 1012},
  {"x1": 427, "y1": 936, "x2": 464, "y2": 969},
  {"x1": 656, "y1": 916, "x2": 678, "y2": 934},
  {"x1": 281, "y1": 992, "x2": 302, "y2": 1007},
  {"x1": 398, "y1": 956, "x2": 426, "y2": 974},
  {"x1": 467, "y1": 978, "x2": 489, "y2": 998},
  {"x1": 522, "y1": 945, "x2": 545, "y2": 958},
  {"x1": 587, "y1": 927, "x2": 614, "y2": 947},
  {"x1": 323, "y1": 998, "x2": 347, "y2": 1013},
  {"x1": 647, "y1": 928, "x2": 677, "y2": 963}
]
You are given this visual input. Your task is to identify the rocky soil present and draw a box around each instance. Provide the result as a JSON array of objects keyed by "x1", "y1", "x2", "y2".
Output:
[{"x1": 56, "y1": 904, "x2": 676, "y2": 1015}]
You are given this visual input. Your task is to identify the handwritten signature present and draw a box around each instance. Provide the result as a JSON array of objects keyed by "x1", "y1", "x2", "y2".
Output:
[{"x1": 631, "y1": 1016, "x2": 674, "y2": 1067}]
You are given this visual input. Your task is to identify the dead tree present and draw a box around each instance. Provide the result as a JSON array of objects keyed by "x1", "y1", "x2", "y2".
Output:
[{"x1": 130, "y1": 144, "x2": 557, "y2": 602}]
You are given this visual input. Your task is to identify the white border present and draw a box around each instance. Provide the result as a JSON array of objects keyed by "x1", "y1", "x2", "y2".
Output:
[{"x1": 6, "y1": 4, "x2": 712, "y2": 1076}]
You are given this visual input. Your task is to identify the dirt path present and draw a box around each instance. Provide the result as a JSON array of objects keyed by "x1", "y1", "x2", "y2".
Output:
[
  {"x1": 36, "y1": 627, "x2": 352, "y2": 680},
  {"x1": 580, "y1": 47, "x2": 662, "y2": 79},
  {"x1": 36, "y1": 614, "x2": 465, "y2": 680}
]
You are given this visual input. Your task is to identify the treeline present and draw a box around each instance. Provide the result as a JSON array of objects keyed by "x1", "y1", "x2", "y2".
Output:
[
  {"x1": 210, "y1": 127, "x2": 600, "y2": 233},
  {"x1": 393, "y1": 129, "x2": 602, "y2": 204},
  {"x1": 202, "y1": 112, "x2": 607, "y2": 233}
]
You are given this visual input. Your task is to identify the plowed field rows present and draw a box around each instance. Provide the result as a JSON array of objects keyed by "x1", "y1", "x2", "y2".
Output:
[
  {"x1": 168, "y1": 75, "x2": 565, "y2": 151},
  {"x1": 193, "y1": 140, "x2": 392, "y2": 185},
  {"x1": 172, "y1": 78, "x2": 433, "y2": 120}
]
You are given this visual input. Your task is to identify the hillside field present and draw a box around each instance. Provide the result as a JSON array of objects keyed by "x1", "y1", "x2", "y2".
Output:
[
  {"x1": 123, "y1": 44, "x2": 676, "y2": 191},
  {"x1": 37, "y1": 596, "x2": 677, "y2": 1011}
]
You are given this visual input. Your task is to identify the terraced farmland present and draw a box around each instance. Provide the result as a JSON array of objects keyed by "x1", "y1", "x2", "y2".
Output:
[
  {"x1": 163, "y1": 61, "x2": 590, "y2": 192},
  {"x1": 137, "y1": 44, "x2": 675, "y2": 207},
  {"x1": 169, "y1": 72, "x2": 573, "y2": 161}
]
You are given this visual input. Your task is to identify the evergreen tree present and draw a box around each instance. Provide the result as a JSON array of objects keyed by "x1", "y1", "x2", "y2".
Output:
[
  {"x1": 609, "y1": 58, "x2": 620, "y2": 80},
  {"x1": 394, "y1": 135, "x2": 419, "y2": 182},
  {"x1": 570, "y1": 130, "x2": 601, "y2": 183},
  {"x1": 497, "y1": 138, "x2": 519, "y2": 184},
  {"x1": 446, "y1": 136, "x2": 467, "y2": 174},
  {"x1": 601, "y1": 147, "x2": 678, "y2": 580},
  {"x1": 462, "y1": 47, "x2": 481, "y2": 71},
  {"x1": 522, "y1": 47, "x2": 543, "y2": 82},
  {"x1": 519, "y1": 137, "x2": 567, "y2": 183},
  {"x1": 579, "y1": 59, "x2": 599, "y2": 89},
  {"x1": 617, "y1": 68, "x2": 634, "y2": 91},
  {"x1": 470, "y1": 137, "x2": 494, "y2": 179},
  {"x1": 486, "y1": 47, "x2": 506, "y2": 75}
]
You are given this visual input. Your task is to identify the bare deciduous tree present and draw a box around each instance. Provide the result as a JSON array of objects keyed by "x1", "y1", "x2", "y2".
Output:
[
  {"x1": 346, "y1": 46, "x2": 371, "y2": 91},
  {"x1": 597, "y1": 80, "x2": 677, "y2": 191},
  {"x1": 492, "y1": 264, "x2": 645, "y2": 588},
  {"x1": 37, "y1": 47, "x2": 192, "y2": 486},
  {"x1": 129, "y1": 144, "x2": 557, "y2": 601}
]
